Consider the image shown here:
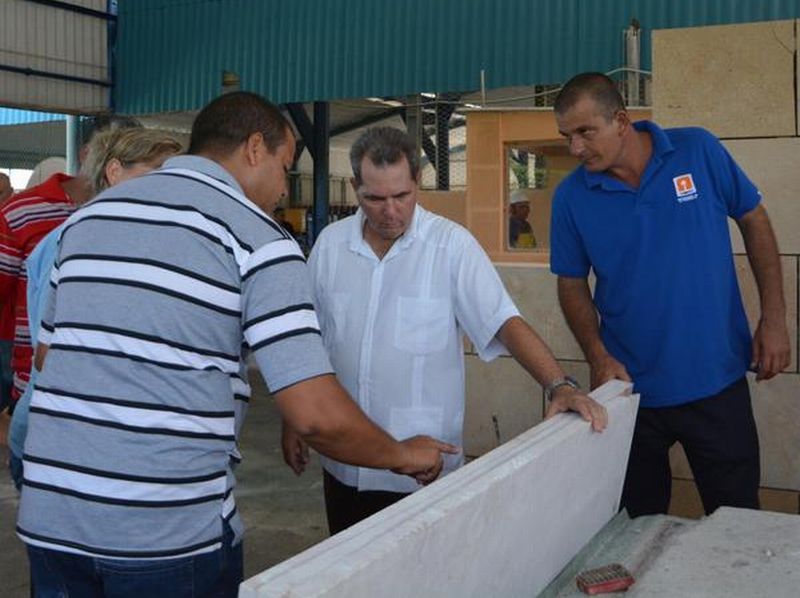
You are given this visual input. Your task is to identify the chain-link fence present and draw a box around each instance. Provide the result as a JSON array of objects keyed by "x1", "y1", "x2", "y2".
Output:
[
  {"x1": 419, "y1": 93, "x2": 467, "y2": 191},
  {"x1": 0, "y1": 109, "x2": 67, "y2": 192}
]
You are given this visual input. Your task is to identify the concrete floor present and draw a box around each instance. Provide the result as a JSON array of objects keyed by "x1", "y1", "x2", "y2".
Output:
[{"x1": 0, "y1": 371, "x2": 329, "y2": 597}]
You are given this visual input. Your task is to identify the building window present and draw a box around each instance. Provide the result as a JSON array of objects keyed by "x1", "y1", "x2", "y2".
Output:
[{"x1": 505, "y1": 144, "x2": 577, "y2": 252}]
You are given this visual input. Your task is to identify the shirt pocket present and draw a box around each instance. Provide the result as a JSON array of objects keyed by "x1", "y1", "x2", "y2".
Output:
[
  {"x1": 393, "y1": 296, "x2": 451, "y2": 354},
  {"x1": 321, "y1": 291, "x2": 349, "y2": 346}
]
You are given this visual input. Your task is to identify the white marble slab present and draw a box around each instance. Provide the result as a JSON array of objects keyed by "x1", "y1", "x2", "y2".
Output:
[
  {"x1": 240, "y1": 381, "x2": 639, "y2": 598},
  {"x1": 630, "y1": 507, "x2": 800, "y2": 597}
]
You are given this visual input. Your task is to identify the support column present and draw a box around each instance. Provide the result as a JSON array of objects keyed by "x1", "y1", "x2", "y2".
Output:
[
  {"x1": 405, "y1": 94, "x2": 422, "y2": 158},
  {"x1": 311, "y1": 101, "x2": 330, "y2": 245},
  {"x1": 66, "y1": 115, "x2": 80, "y2": 175},
  {"x1": 435, "y1": 95, "x2": 456, "y2": 190},
  {"x1": 288, "y1": 172, "x2": 301, "y2": 208}
]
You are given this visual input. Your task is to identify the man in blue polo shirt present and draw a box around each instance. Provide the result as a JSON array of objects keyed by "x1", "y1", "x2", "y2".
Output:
[{"x1": 550, "y1": 72, "x2": 790, "y2": 518}]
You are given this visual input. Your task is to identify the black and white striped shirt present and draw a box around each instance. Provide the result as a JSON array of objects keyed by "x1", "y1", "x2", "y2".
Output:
[{"x1": 17, "y1": 156, "x2": 332, "y2": 559}]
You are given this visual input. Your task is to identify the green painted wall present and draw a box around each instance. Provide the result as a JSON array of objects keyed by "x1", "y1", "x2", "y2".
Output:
[{"x1": 116, "y1": 0, "x2": 800, "y2": 114}]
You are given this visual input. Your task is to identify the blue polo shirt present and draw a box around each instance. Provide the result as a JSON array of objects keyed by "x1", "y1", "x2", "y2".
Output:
[{"x1": 551, "y1": 121, "x2": 759, "y2": 408}]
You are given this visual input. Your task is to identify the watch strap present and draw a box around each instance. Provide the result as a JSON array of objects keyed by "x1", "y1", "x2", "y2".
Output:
[{"x1": 544, "y1": 375, "x2": 580, "y2": 401}]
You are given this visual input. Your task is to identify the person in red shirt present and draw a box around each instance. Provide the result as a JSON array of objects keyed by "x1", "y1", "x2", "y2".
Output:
[
  {"x1": 0, "y1": 172, "x2": 15, "y2": 415},
  {"x1": 0, "y1": 173, "x2": 92, "y2": 411},
  {"x1": 0, "y1": 117, "x2": 141, "y2": 429}
]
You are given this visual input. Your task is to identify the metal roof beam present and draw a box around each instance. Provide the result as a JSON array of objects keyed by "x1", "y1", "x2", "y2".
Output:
[
  {"x1": 420, "y1": 133, "x2": 437, "y2": 172},
  {"x1": 311, "y1": 102, "x2": 330, "y2": 243},
  {"x1": 285, "y1": 103, "x2": 315, "y2": 161},
  {"x1": 25, "y1": 0, "x2": 117, "y2": 21},
  {"x1": 400, "y1": 111, "x2": 436, "y2": 173},
  {"x1": 329, "y1": 106, "x2": 405, "y2": 138}
]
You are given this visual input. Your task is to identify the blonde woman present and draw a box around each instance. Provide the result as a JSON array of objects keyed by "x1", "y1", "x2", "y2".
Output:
[
  {"x1": 82, "y1": 126, "x2": 183, "y2": 195},
  {"x1": 8, "y1": 128, "x2": 181, "y2": 488}
]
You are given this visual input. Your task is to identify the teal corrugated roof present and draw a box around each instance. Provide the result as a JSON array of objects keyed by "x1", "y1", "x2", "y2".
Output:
[
  {"x1": 0, "y1": 108, "x2": 65, "y2": 126},
  {"x1": 115, "y1": 0, "x2": 800, "y2": 114}
]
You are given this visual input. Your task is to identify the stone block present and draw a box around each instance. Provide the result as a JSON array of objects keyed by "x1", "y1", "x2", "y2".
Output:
[
  {"x1": 635, "y1": 508, "x2": 800, "y2": 595},
  {"x1": 759, "y1": 487, "x2": 799, "y2": 515},
  {"x1": 653, "y1": 20, "x2": 795, "y2": 137},
  {"x1": 241, "y1": 383, "x2": 639, "y2": 598},
  {"x1": 734, "y1": 255, "x2": 797, "y2": 373},
  {"x1": 725, "y1": 138, "x2": 800, "y2": 256},
  {"x1": 751, "y1": 373, "x2": 800, "y2": 491},
  {"x1": 497, "y1": 264, "x2": 586, "y2": 361},
  {"x1": 464, "y1": 354, "x2": 542, "y2": 457}
]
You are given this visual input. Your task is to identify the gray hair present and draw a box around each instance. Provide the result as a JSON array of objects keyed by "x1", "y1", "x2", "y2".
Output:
[{"x1": 350, "y1": 126, "x2": 420, "y2": 185}]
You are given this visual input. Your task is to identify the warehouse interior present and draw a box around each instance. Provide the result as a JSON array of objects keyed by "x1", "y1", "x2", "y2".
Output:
[{"x1": 2, "y1": 1, "x2": 800, "y2": 596}]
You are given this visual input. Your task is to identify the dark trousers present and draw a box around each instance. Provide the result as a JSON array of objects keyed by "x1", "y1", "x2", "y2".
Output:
[
  {"x1": 621, "y1": 376, "x2": 760, "y2": 518},
  {"x1": 26, "y1": 520, "x2": 243, "y2": 597},
  {"x1": 323, "y1": 470, "x2": 410, "y2": 535}
]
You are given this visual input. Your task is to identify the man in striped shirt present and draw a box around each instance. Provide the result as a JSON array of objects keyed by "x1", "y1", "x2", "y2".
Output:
[{"x1": 17, "y1": 92, "x2": 454, "y2": 597}]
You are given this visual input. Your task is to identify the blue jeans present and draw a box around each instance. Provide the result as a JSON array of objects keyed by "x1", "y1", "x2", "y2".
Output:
[{"x1": 26, "y1": 521, "x2": 243, "y2": 597}]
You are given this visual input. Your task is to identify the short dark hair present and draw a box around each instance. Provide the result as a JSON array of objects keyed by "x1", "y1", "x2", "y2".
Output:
[
  {"x1": 188, "y1": 92, "x2": 290, "y2": 156},
  {"x1": 350, "y1": 126, "x2": 420, "y2": 185},
  {"x1": 554, "y1": 72, "x2": 625, "y2": 120}
]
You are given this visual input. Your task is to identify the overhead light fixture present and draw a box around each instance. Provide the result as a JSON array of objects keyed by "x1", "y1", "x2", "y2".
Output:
[{"x1": 221, "y1": 70, "x2": 240, "y2": 93}]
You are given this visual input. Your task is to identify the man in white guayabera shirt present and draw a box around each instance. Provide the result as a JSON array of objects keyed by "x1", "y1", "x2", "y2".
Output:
[
  {"x1": 17, "y1": 93, "x2": 456, "y2": 597},
  {"x1": 282, "y1": 126, "x2": 608, "y2": 535}
]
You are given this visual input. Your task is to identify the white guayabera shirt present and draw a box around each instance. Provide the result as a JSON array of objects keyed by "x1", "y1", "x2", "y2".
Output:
[{"x1": 309, "y1": 205, "x2": 520, "y2": 493}]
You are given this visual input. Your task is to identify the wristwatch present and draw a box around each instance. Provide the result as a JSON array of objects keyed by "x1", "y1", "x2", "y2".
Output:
[{"x1": 544, "y1": 375, "x2": 580, "y2": 402}]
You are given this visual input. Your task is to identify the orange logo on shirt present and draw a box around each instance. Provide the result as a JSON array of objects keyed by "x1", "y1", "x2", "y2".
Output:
[{"x1": 672, "y1": 174, "x2": 698, "y2": 203}]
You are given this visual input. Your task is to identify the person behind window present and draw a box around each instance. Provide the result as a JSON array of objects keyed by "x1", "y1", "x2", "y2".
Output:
[{"x1": 509, "y1": 189, "x2": 536, "y2": 248}]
